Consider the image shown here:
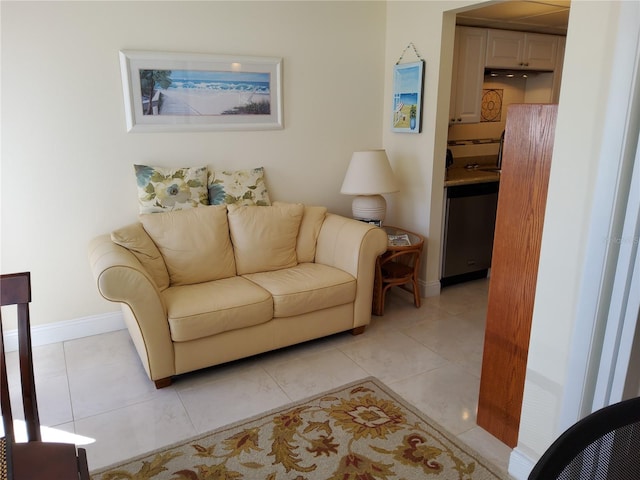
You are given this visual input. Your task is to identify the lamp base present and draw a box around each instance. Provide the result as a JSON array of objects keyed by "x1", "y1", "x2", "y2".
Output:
[{"x1": 352, "y1": 195, "x2": 387, "y2": 222}]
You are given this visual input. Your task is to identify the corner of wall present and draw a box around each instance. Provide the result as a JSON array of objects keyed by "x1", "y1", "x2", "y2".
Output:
[{"x1": 508, "y1": 448, "x2": 536, "y2": 480}]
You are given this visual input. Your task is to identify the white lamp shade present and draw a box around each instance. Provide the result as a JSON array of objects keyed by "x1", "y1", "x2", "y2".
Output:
[{"x1": 340, "y1": 150, "x2": 399, "y2": 195}]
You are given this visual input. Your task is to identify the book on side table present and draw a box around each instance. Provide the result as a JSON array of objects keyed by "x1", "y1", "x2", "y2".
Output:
[{"x1": 387, "y1": 233, "x2": 410, "y2": 246}]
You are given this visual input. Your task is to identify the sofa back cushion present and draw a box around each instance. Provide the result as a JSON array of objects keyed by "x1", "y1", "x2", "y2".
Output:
[
  {"x1": 273, "y1": 202, "x2": 327, "y2": 263},
  {"x1": 111, "y1": 223, "x2": 171, "y2": 291},
  {"x1": 140, "y1": 205, "x2": 236, "y2": 286},
  {"x1": 227, "y1": 203, "x2": 304, "y2": 275}
]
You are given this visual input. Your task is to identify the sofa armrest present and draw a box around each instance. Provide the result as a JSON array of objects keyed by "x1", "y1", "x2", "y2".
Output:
[
  {"x1": 315, "y1": 214, "x2": 388, "y2": 328},
  {"x1": 88, "y1": 234, "x2": 174, "y2": 381}
]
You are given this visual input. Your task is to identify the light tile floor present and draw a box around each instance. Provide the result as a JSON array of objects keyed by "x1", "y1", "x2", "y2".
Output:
[{"x1": 5, "y1": 278, "x2": 513, "y2": 476}]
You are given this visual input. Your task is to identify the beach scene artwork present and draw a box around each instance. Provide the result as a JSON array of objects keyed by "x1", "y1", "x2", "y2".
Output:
[
  {"x1": 139, "y1": 69, "x2": 271, "y2": 117},
  {"x1": 392, "y1": 61, "x2": 424, "y2": 133},
  {"x1": 120, "y1": 51, "x2": 282, "y2": 131}
]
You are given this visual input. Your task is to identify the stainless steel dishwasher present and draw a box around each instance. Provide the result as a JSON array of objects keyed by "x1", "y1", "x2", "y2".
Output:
[{"x1": 441, "y1": 181, "x2": 499, "y2": 286}]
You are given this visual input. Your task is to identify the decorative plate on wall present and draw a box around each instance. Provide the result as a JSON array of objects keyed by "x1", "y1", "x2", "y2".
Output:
[{"x1": 481, "y1": 88, "x2": 503, "y2": 122}]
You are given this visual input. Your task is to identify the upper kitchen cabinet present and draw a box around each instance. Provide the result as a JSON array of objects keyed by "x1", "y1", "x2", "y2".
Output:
[
  {"x1": 450, "y1": 27, "x2": 487, "y2": 124},
  {"x1": 485, "y1": 29, "x2": 560, "y2": 71}
]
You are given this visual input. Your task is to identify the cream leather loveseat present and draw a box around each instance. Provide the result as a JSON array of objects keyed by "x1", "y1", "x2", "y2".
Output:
[{"x1": 89, "y1": 202, "x2": 387, "y2": 388}]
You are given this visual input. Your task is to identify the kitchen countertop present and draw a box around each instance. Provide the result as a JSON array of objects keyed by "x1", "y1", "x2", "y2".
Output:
[
  {"x1": 445, "y1": 167, "x2": 500, "y2": 187},
  {"x1": 444, "y1": 155, "x2": 500, "y2": 187}
]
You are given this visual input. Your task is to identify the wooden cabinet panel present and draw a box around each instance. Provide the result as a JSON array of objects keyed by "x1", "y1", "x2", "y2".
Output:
[
  {"x1": 524, "y1": 33, "x2": 560, "y2": 70},
  {"x1": 486, "y1": 30, "x2": 559, "y2": 71},
  {"x1": 477, "y1": 104, "x2": 558, "y2": 447},
  {"x1": 485, "y1": 29, "x2": 524, "y2": 68},
  {"x1": 450, "y1": 27, "x2": 487, "y2": 124}
]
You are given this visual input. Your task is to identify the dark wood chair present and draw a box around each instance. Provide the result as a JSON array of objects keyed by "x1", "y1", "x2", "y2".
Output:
[
  {"x1": 528, "y1": 395, "x2": 640, "y2": 479},
  {"x1": 1, "y1": 272, "x2": 89, "y2": 480}
]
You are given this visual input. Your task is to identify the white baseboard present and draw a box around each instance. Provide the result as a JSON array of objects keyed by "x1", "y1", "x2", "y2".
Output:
[
  {"x1": 508, "y1": 447, "x2": 536, "y2": 480},
  {"x1": 3, "y1": 279, "x2": 444, "y2": 352},
  {"x1": 421, "y1": 279, "x2": 441, "y2": 298},
  {"x1": 3, "y1": 311, "x2": 125, "y2": 352}
]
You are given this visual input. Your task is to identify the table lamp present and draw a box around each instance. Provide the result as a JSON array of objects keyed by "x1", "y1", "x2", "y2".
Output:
[{"x1": 340, "y1": 149, "x2": 399, "y2": 222}]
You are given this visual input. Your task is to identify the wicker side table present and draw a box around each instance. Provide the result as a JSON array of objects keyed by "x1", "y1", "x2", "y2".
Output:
[{"x1": 372, "y1": 226, "x2": 424, "y2": 316}]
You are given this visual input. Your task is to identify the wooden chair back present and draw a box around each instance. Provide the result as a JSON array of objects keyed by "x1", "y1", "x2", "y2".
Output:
[
  {"x1": 1, "y1": 272, "x2": 89, "y2": 480},
  {"x1": 1, "y1": 272, "x2": 40, "y2": 444}
]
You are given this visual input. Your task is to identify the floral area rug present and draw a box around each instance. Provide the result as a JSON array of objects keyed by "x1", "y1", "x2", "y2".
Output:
[{"x1": 90, "y1": 377, "x2": 509, "y2": 480}]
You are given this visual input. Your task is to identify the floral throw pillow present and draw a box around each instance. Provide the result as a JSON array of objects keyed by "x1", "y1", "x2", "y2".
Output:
[
  {"x1": 134, "y1": 165, "x2": 209, "y2": 214},
  {"x1": 208, "y1": 167, "x2": 271, "y2": 207}
]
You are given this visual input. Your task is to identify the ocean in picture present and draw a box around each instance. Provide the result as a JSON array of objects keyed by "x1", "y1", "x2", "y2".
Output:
[{"x1": 141, "y1": 69, "x2": 271, "y2": 116}]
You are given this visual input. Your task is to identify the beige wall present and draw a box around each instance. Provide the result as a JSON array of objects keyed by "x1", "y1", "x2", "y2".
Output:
[
  {"x1": 520, "y1": 0, "x2": 636, "y2": 462},
  {"x1": 0, "y1": 1, "x2": 386, "y2": 329},
  {"x1": 382, "y1": 1, "x2": 478, "y2": 296},
  {"x1": 2, "y1": 1, "x2": 635, "y2": 476}
]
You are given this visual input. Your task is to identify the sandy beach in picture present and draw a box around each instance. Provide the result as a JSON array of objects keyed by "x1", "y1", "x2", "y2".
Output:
[{"x1": 157, "y1": 88, "x2": 271, "y2": 116}]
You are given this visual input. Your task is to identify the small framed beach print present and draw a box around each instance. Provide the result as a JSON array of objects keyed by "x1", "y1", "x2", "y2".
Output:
[
  {"x1": 119, "y1": 50, "x2": 283, "y2": 132},
  {"x1": 391, "y1": 60, "x2": 424, "y2": 133}
]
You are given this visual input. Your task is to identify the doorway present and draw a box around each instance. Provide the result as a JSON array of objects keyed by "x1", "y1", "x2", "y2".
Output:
[
  {"x1": 435, "y1": 2, "x2": 640, "y2": 474},
  {"x1": 437, "y1": 0, "x2": 570, "y2": 447}
]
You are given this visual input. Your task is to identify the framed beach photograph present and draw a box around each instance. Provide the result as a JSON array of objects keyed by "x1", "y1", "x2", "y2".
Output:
[
  {"x1": 119, "y1": 50, "x2": 283, "y2": 132},
  {"x1": 392, "y1": 60, "x2": 424, "y2": 133}
]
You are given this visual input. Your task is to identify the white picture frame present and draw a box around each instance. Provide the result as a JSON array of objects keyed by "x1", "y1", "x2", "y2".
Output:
[{"x1": 119, "y1": 50, "x2": 283, "y2": 132}]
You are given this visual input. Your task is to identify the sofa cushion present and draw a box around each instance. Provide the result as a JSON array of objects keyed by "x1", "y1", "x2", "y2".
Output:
[
  {"x1": 134, "y1": 164, "x2": 209, "y2": 214},
  {"x1": 161, "y1": 276, "x2": 273, "y2": 342},
  {"x1": 296, "y1": 205, "x2": 327, "y2": 262},
  {"x1": 208, "y1": 167, "x2": 271, "y2": 206},
  {"x1": 140, "y1": 205, "x2": 236, "y2": 286},
  {"x1": 242, "y1": 263, "x2": 356, "y2": 318},
  {"x1": 110, "y1": 223, "x2": 170, "y2": 291},
  {"x1": 274, "y1": 202, "x2": 327, "y2": 263},
  {"x1": 227, "y1": 203, "x2": 304, "y2": 275}
]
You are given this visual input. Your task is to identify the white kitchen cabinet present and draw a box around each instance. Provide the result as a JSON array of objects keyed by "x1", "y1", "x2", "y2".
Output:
[
  {"x1": 485, "y1": 29, "x2": 560, "y2": 71},
  {"x1": 449, "y1": 26, "x2": 487, "y2": 124},
  {"x1": 551, "y1": 35, "x2": 566, "y2": 103}
]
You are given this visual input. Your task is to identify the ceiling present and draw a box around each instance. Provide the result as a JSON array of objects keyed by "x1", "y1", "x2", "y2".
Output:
[{"x1": 456, "y1": 0, "x2": 570, "y2": 35}]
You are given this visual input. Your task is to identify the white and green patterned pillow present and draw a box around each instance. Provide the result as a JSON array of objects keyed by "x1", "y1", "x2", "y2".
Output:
[
  {"x1": 208, "y1": 167, "x2": 271, "y2": 207},
  {"x1": 134, "y1": 165, "x2": 209, "y2": 214}
]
